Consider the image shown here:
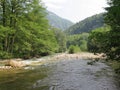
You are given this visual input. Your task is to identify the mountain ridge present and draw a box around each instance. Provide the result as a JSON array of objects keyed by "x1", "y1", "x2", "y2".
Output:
[
  {"x1": 65, "y1": 13, "x2": 104, "y2": 35},
  {"x1": 47, "y1": 11, "x2": 74, "y2": 30}
]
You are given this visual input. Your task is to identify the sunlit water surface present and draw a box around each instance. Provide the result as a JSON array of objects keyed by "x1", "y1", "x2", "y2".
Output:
[{"x1": 0, "y1": 59, "x2": 119, "y2": 90}]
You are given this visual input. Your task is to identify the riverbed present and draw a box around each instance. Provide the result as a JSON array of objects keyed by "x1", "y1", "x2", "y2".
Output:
[{"x1": 0, "y1": 57, "x2": 119, "y2": 90}]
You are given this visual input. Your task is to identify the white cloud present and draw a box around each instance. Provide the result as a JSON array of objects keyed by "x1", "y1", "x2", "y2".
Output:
[
  {"x1": 45, "y1": 3, "x2": 63, "y2": 9},
  {"x1": 43, "y1": 0, "x2": 68, "y2": 4},
  {"x1": 42, "y1": 0, "x2": 108, "y2": 22},
  {"x1": 43, "y1": 0, "x2": 68, "y2": 9}
]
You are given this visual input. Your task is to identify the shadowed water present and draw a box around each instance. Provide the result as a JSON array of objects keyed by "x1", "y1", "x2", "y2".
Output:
[{"x1": 0, "y1": 59, "x2": 119, "y2": 90}]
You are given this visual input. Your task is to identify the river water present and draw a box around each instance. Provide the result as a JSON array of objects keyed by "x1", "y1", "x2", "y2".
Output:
[{"x1": 0, "y1": 59, "x2": 119, "y2": 90}]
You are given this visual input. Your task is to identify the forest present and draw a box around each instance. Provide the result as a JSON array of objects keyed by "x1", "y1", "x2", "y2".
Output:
[
  {"x1": 0, "y1": 0, "x2": 120, "y2": 90},
  {"x1": 0, "y1": 0, "x2": 60, "y2": 59},
  {"x1": 0, "y1": 0, "x2": 119, "y2": 62},
  {"x1": 65, "y1": 13, "x2": 104, "y2": 35},
  {"x1": 88, "y1": 0, "x2": 120, "y2": 61},
  {"x1": 66, "y1": 0, "x2": 120, "y2": 61},
  {"x1": 64, "y1": 0, "x2": 120, "y2": 73}
]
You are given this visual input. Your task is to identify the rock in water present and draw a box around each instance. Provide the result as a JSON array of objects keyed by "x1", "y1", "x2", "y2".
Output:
[{"x1": 6, "y1": 60, "x2": 26, "y2": 68}]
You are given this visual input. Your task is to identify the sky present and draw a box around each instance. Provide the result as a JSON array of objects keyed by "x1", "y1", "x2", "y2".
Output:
[{"x1": 42, "y1": 0, "x2": 108, "y2": 23}]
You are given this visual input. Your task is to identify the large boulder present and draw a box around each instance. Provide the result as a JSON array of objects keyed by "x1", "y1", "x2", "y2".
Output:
[{"x1": 6, "y1": 60, "x2": 26, "y2": 68}]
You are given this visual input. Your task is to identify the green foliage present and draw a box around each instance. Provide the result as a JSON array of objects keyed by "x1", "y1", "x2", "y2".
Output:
[
  {"x1": 79, "y1": 40, "x2": 87, "y2": 51},
  {"x1": 87, "y1": 0, "x2": 120, "y2": 60},
  {"x1": 67, "y1": 33, "x2": 89, "y2": 52},
  {"x1": 68, "y1": 45, "x2": 80, "y2": 54},
  {"x1": 0, "y1": 51, "x2": 13, "y2": 59},
  {"x1": 88, "y1": 26, "x2": 110, "y2": 54},
  {"x1": 0, "y1": 0, "x2": 58, "y2": 59},
  {"x1": 65, "y1": 13, "x2": 104, "y2": 35},
  {"x1": 104, "y1": 0, "x2": 120, "y2": 60},
  {"x1": 51, "y1": 27, "x2": 66, "y2": 52}
]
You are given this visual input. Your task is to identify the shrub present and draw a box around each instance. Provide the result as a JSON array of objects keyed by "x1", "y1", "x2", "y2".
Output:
[
  {"x1": 80, "y1": 40, "x2": 88, "y2": 51},
  {"x1": 68, "y1": 45, "x2": 80, "y2": 54}
]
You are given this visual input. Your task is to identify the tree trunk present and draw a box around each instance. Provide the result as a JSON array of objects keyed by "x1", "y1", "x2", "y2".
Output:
[{"x1": 2, "y1": 0, "x2": 6, "y2": 27}]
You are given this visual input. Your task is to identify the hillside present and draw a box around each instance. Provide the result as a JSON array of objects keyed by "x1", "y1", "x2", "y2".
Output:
[
  {"x1": 65, "y1": 13, "x2": 104, "y2": 35},
  {"x1": 47, "y1": 11, "x2": 74, "y2": 30}
]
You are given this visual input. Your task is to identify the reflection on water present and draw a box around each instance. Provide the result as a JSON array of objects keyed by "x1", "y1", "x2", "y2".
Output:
[
  {"x1": 0, "y1": 59, "x2": 119, "y2": 90},
  {"x1": 0, "y1": 65, "x2": 50, "y2": 90}
]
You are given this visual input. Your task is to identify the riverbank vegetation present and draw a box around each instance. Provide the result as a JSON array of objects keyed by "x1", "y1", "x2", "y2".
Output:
[
  {"x1": 0, "y1": 0, "x2": 119, "y2": 73},
  {"x1": 67, "y1": 33, "x2": 89, "y2": 53},
  {"x1": 88, "y1": 0, "x2": 120, "y2": 61},
  {"x1": 66, "y1": 0, "x2": 120, "y2": 73},
  {"x1": 66, "y1": 0, "x2": 120, "y2": 61},
  {"x1": 87, "y1": 0, "x2": 120, "y2": 73},
  {"x1": 0, "y1": 0, "x2": 60, "y2": 59}
]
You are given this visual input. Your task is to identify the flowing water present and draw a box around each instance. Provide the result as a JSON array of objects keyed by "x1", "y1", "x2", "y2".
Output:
[{"x1": 0, "y1": 59, "x2": 119, "y2": 90}]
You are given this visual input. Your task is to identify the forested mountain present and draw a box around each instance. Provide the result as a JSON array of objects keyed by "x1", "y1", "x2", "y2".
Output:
[
  {"x1": 47, "y1": 11, "x2": 74, "y2": 30},
  {"x1": 65, "y1": 13, "x2": 104, "y2": 35}
]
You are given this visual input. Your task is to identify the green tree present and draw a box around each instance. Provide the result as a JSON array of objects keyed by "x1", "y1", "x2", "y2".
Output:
[
  {"x1": 0, "y1": 0, "x2": 27, "y2": 58},
  {"x1": 68, "y1": 45, "x2": 80, "y2": 54},
  {"x1": 88, "y1": 26, "x2": 110, "y2": 54},
  {"x1": 51, "y1": 27, "x2": 66, "y2": 52},
  {"x1": 67, "y1": 33, "x2": 89, "y2": 52},
  {"x1": 0, "y1": 0, "x2": 58, "y2": 59},
  {"x1": 105, "y1": 0, "x2": 120, "y2": 60}
]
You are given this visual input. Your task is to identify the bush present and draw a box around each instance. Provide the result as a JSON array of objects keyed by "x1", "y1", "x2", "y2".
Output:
[
  {"x1": 80, "y1": 40, "x2": 88, "y2": 51},
  {"x1": 68, "y1": 45, "x2": 80, "y2": 54},
  {"x1": 68, "y1": 45, "x2": 74, "y2": 54}
]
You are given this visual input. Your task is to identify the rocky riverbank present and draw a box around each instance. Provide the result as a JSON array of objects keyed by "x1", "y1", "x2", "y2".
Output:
[
  {"x1": 0, "y1": 52, "x2": 106, "y2": 69},
  {"x1": 51, "y1": 52, "x2": 106, "y2": 60}
]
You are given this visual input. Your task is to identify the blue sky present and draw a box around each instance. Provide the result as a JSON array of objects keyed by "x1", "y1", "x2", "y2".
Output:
[{"x1": 43, "y1": 0, "x2": 108, "y2": 23}]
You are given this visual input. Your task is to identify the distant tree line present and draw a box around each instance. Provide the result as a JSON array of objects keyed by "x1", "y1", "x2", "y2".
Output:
[
  {"x1": 65, "y1": 13, "x2": 104, "y2": 35},
  {"x1": 67, "y1": 33, "x2": 89, "y2": 53}
]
